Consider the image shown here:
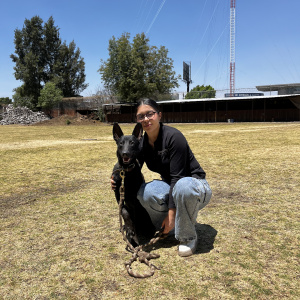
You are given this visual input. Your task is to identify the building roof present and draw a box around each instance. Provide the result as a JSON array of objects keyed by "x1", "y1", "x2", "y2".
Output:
[
  {"x1": 156, "y1": 93, "x2": 300, "y2": 104},
  {"x1": 101, "y1": 94, "x2": 300, "y2": 110},
  {"x1": 256, "y1": 83, "x2": 300, "y2": 92}
]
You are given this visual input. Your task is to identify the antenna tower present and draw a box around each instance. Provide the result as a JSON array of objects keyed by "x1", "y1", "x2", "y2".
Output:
[{"x1": 230, "y1": 0, "x2": 236, "y2": 96}]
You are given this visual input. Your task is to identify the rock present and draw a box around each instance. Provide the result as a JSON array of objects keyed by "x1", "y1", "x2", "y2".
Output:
[{"x1": 0, "y1": 104, "x2": 50, "y2": 125}]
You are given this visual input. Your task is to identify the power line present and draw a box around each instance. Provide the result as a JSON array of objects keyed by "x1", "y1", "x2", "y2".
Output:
[
  {"x1": 192, "y1": 0, "x2": 221, "y2": 62},
  {"x1": 193, "y1": 21, "x2": 229, "y2": 79},
  {"x1": 135, "y1": 0, "x2": 149, "y2": 33},
  {"x1": 141, "y1": 0, "x2": 156, "y2": 32},
  {"x1": 146, "y1": 0, "x2": 167, "y2": 34},
  {"x1": 189, "y1": 0, "x2": 208, "y2": 50}
]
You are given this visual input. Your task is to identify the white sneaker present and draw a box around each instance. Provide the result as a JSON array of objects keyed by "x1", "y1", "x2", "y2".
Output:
[{"x1": 178, "y1": 234, "x2": 198, "y2": 257}]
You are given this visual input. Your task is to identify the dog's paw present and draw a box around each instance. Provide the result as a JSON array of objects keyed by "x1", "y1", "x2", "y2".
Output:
[
  {"x1": 126, "y1": 228, "x2": 139, "y2": 247},
  {"x1": 130, "y1": 236, "x2": 139, "y2": 248}
]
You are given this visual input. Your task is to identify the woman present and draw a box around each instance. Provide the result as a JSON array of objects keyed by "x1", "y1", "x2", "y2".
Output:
[{"x1": 113, "y1": 98, "x2": 212, "y2": 257}]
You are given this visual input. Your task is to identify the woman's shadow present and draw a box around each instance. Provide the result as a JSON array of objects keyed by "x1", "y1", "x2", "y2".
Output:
[
  {"x1": 141, "y1": 223, "x2": 217, "y2": 254},
  {"x1": 194, "y1": 223, "x2": 218, "y2": 254}
]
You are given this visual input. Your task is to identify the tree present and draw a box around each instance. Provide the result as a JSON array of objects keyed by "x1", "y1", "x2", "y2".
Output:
[
  {"x1": 99, "y1": 32, "x2": 180, "y2": 102},
  {"x1": 37, "y1": 82, "x2": 63, "y2": 111},
  {"x1": 10, "y1": 16, "x2": 88, "y2": 109},
  {"x1": 54, "y1": 41, "x2": 88, "y2": 97},
  {"x1": 0, "y1": 97, "x2": 12, "y2": 105},
  {"x1": 10, "y1": 16, "x2": 45, "y2": 107},
  {"x1": 87, "y1": 85, "x2": 117, "y2": 121},
  {"x1": 185, "y1": 85, "x2": 216, "y2": 99},
  {"x1": 42, "y1": 16, "x2": 61, "y2": 83},
  {"x1": 12, "y1": 86, "x2": 36, "y2": 110}
]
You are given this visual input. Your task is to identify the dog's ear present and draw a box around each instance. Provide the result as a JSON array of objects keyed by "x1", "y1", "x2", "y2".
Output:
[
  {"x1": 132, "y1": 123, "x2": 143, "y2": 140},
  {"x1": 113, "y1": 122, "x2": 124, "y2": 142}
]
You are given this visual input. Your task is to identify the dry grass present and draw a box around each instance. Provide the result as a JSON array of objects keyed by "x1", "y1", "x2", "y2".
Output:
[{"x1": 0, "y1": 122, "x2": 299, "y2": 299}]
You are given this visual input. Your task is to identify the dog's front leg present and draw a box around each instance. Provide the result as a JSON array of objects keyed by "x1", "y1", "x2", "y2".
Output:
[{"x1": 121, "y1": 206, "x2": 139, "y2": 247}]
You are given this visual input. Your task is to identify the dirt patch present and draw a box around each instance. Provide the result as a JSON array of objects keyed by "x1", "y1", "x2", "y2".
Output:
[
  {"x1": 0, "y1": 179, "x2": 95, "y2": 217},
  {"x1": 211, "y1": 188, "x2": 254, "y2": 205},
  {"x1": 34, "y1": 114, "x2": 104, "y2": 126}
]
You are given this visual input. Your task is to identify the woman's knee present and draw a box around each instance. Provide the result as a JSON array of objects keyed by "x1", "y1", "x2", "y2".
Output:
[
  {"x1": 173, "y1": 177, "x2": 212, "y2": 205},
  {"x1": 173, "y1": 177, "x2": 198, "y2": 200},
  {"x1": 201, "y1": 179, "x2": 212, "y2": 204},
  {"x1": 137, "y1": 180, "x2": 170, "y2": 210}
]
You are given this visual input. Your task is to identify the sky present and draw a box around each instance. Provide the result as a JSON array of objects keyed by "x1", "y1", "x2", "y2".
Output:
[{"x1": 1, "y1": 0, "x2": 300, "y2": 99}]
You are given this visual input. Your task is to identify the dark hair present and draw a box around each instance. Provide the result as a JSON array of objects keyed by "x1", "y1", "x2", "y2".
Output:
[{"x1": 136, "y1": 98, "x2": 160, "y2": 113}]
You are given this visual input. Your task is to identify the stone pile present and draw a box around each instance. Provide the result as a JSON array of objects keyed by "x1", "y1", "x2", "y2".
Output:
[{"x1": 0, "y1": 104, "x2": 50, "y2": 125}]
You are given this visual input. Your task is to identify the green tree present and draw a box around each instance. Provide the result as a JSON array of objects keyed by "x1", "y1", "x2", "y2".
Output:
[
  {"x1": 10, "y1": 16, "x2": 45, "y2": 107},
  {"x1": 185, "y1": 85, "x2": 216, "y2": 99},
  {"x1": 54, "y1": 41, "x2": 88, "y2": 97},
  {"x1": 12, "y1": 85, "x2": 36, "y2": 110},
  {"x1": 37, "y1": 82, "x2": 63, "y2": 111},
  {"x1": 99, "y1": 32, "x2": 180, "y2": 102},
  {"x1": 42, "y1": 16, "x2": 61, "y2": 83},
  {"x1": 0, "y1": 97, "x2": 12, "y2": 105},
  {"x1": 10, "y1": 16, "x2": 88, "y2": 109}
]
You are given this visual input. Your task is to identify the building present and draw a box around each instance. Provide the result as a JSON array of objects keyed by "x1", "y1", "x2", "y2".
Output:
[
  {"x1": 102, "y1": 94, "x2": 300, "y2": 123},
  {"x1": 256, "y1": 83, "x2": 300, "y2": 95},
  {"x1": 47, "y1": 89, "x2": 300, "y2": 123},
  {"x1": 49, "y1": 96, "x2": 116, "y2": 117}
]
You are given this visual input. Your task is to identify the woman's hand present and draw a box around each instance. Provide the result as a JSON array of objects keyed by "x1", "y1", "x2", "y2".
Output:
[
  {"x1": 161, "y1": 208, "x2": 176, "y2": 234},
  {"x1": 111, "y1": 176, "x2": 116, "y2": 191}
]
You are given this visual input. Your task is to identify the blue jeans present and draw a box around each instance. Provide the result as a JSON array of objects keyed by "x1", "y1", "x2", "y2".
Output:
[{"x1": 137, "y1": 177, "x2": 212, "y2": 242}]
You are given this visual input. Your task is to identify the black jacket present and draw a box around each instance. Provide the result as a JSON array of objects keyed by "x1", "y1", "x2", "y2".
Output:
[{"x1": 139, "y1": 123, "x2": 206, "y2": 208}]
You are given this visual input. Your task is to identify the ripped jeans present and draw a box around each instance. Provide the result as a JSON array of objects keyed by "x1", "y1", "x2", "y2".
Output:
[{"x1": 137, "y1": 177, "x2": 212, "y2": 242}]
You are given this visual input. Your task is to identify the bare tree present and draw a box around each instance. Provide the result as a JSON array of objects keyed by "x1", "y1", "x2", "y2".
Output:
[{"x1": 85, "y1": 85, "x2": 117, "y2": 121}]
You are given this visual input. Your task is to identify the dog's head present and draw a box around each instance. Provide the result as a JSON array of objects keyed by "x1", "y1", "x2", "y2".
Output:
[{"x1": 113, "y1": 123, "x2": 143, "y2": 166}]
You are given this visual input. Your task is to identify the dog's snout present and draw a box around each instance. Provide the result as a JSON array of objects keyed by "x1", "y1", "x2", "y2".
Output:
[{"x1": 122, "y1": 151, "x2": 129, "y2": 157}]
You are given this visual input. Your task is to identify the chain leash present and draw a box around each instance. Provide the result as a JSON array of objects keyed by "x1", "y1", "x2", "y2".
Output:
[{"x1": 118, "y1": 169, "x2": 166, "y2": 278}]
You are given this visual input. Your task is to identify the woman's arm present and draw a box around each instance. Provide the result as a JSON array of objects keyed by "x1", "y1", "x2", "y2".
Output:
[
  {"x1": 167, "y1": 130, "x2": 190, "y2": 209},
  {"x1": 162, "y1": 208, "x2": 176, "y2": 234}
]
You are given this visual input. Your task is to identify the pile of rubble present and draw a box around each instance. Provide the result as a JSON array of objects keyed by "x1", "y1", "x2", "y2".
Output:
[{"x1": 0, "y1": 104, "x2": 50, "y2": 125}]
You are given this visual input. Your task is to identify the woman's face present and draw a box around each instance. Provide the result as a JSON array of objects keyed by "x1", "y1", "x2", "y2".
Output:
[{"x1": 136, "y1": 104, "x2": 161, "y2": 134}]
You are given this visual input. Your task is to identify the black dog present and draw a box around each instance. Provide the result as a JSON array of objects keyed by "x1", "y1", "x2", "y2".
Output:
[{"x1": 112, "y1": 122, "x2": 155, "y2": 246}]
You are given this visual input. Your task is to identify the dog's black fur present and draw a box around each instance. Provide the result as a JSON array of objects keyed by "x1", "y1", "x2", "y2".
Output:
[{"x1": 112, "y1": 122, "x2": 155, "y2": 246}]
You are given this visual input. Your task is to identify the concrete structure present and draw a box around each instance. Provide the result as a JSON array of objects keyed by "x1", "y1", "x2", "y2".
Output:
[
  {"x1": 49, "y1": 96, "x2": 116, "y2": 117},
  {"x1": 256, "y1": 83, "x2": 300, "y2": 95}
]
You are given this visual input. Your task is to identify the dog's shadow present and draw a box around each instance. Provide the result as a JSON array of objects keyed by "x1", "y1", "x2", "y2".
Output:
[{"x1": 140, "y1": 223, "x2": 217, "y2": 254}]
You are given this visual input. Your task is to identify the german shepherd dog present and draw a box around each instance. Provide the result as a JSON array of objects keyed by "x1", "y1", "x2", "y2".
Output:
[{"x1": 112, "y1": 123, "x2": 155, "y2": 247}]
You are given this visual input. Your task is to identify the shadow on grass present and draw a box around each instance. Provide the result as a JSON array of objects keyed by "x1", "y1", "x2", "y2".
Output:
[
  {"x1": 195, "y1": 223, "x2": 218, "y2": 254},
  {"x1": 139, "y1": 223, "x2": 217, "y2": 255}
]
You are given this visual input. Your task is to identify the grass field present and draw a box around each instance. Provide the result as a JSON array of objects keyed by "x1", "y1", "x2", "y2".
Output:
[{"x1": 0, "y1": 122, "x2": 299, "y2": 299}]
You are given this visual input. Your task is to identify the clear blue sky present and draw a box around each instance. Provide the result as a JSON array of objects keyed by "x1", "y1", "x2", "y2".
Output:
[{"x1": 1, "y1": 0, "x2": 300, "y2": 99}]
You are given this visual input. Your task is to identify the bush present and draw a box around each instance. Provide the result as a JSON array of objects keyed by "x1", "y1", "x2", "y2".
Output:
[{"x1": 38, "y1": 82, "x2": 63, "y2": 110}]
